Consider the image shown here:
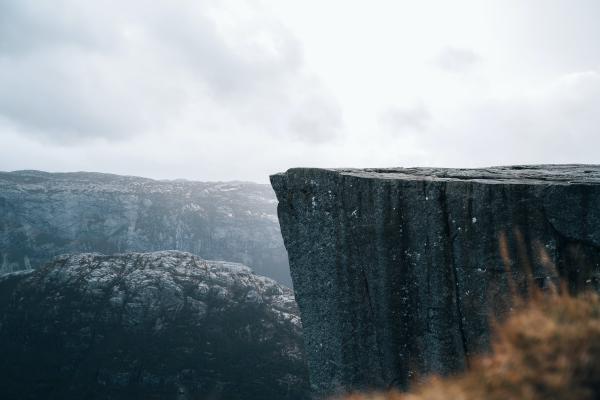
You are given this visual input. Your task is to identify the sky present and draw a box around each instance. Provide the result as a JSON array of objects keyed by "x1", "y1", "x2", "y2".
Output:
[{"x1": 1, "y1": 0, "x2": 599, "y2": 183}]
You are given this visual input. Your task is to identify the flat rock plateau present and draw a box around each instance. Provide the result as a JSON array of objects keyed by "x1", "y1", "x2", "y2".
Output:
[
  {"x1": 271, "y1": 165, "x2": 600, "y2": 398},
  {"x1": 0, "y1": 251, "x2": 309, "y2": 400}
]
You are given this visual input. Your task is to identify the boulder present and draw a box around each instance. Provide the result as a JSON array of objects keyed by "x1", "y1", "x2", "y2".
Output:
[{"x1": 0, "y1": 251, "x2": 309, "y2": 399}]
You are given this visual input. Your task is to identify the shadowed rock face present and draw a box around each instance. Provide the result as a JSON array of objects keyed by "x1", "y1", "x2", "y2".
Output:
[
  {"x1": 0, "y1": 170, "x2": 291, "y2": 285},
  {"x1": 270, "y1": 165, "x2": 600, "y2": 398},
  {"x1": 0, "y1": 251, "x2": 309, "y2": 400}
]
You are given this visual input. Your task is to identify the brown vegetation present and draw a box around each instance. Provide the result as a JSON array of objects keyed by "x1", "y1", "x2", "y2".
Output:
[{"x1": 342, "y1": 291, "x2": 600, "y2": 400}]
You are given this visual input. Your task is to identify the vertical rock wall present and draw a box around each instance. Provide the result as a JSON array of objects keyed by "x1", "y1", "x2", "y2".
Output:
[
  {"x1": 271, "y1": 165, "x2": 600, "y2": 398},
  {"x1": 0, "y1": 170, "x2": 291, "y2": 285}
]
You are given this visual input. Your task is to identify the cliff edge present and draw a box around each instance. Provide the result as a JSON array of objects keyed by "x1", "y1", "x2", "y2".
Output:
[{"x1": 271, "y1": 165, "x2": 600, "y2": 397}]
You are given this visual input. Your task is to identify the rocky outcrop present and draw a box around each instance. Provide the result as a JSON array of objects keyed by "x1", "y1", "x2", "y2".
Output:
[
  {"x1": 0, "y1": 251, "x2": 309, "y2": 399},
  {"x1": 271, "y1": 165, "x2": 600, "y2": 398},
  {"x1": 0, "y1": 170, "x2": 291, "y2": 285}
]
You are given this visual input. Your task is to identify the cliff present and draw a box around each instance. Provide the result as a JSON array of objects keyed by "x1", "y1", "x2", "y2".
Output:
[
  {"x1": 270, "y1": 165, "x2": 600, "y2": 398},
  {"x1": 0, "y1": 251, "x2": 309, "y2": 399},
  {"x1": 0, "y1": 170, "x2": 291, "y2": 285},
  {"x1": 346, "y1": 292, "x2": 600, "y2": 400}
]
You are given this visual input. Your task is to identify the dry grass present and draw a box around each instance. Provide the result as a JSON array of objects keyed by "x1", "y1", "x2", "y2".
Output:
[{"x1": 343, "y1": 291, "x2": 600, "y2": 400}]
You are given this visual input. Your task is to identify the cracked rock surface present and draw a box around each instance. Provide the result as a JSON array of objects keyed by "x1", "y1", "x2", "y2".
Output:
[
  {"x1": 0, "y1": 251, "x2": 309, "y2": 400},
  {"x1": 0, "y1": 170, "x2": 291, "y2": 285},
  {"x1": 271, "y1": 165, "x2": 600, "y2": 398}
]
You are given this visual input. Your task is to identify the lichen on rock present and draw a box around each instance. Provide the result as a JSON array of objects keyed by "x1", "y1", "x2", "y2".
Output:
[{"x1": 0, "y1": 251, "x2": 309, "y2": 399}]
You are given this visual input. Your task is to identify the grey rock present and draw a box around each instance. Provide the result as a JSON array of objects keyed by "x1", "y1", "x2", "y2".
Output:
[
  {"x1": 0, "y1": 170, "x2": 291, "y2": 285},
  {"x1": 270, "y1": 165, "x2": 600, "y2": 398},
  {"x1": 0, "y1": 251, "x2": 309, "y2": 400}
]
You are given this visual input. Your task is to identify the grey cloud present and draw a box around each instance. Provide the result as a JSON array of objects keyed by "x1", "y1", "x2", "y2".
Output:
[
  {"x1": 435, "y1": 47, "x2": 481, "y2": 74},
  {"x1": 287, "y1": 92, "x2": 342, "y2": 143},
  {"x1": 379, "y1": 104, "x2": 431, "y2": 133},
  {"x1": 417, "y1": 71, "x2": 600, "y2": 165},
  {"x1": 0, "y1": 0, "x2": 341, "y2": 144},
  {"x1": 154, "y1": 13, "x2": 303, "y2": 98},
  {"x1": 0, "y1": 54, "x2": 175, "y2": 142},
  {"x1": 0, "y1": 1, "x2": 116, "y2": 55}
]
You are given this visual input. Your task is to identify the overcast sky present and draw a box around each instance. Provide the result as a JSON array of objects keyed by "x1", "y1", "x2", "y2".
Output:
[{"x1": 1, "y1": 0, "x2": 599, "y2": 182}]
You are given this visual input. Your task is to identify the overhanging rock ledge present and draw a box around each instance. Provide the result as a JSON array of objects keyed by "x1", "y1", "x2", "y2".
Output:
[{"x1": 270, "y1": 165, "x2": 600, "y2": 398}]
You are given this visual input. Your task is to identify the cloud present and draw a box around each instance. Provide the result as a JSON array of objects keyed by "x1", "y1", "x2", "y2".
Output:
[
  {"x1": 434, "y1": 47, "x2": 482, "y2": 74},
  {"x1": 0, "y1": 0, "x2": 341, "y2": 144},
  {"x1": 1, "y1": 1, "x2": 599, "y2": 183},
  {"x1": 415, "y1": 70, "x2": 600, "y2": 166},
  {"x1": 379, "y1": 103, "x2": 431, "y2": 134},
  {"x1": 0, "y1": 1, "x2": 110, "y2": 54}
]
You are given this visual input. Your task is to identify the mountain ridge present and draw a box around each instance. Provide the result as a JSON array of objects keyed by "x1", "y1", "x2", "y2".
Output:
[{"x1": 0, "y1": 170, "x2": 291, "y2": 284}]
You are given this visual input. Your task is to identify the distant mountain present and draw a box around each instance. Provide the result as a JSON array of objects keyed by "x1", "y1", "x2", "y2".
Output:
[
  {"x1": 0, "y1": 251, "x2": 309, "y2": 399},
  {"x1": 0, "y1": 170, "x2": 291, "y2": 285}
]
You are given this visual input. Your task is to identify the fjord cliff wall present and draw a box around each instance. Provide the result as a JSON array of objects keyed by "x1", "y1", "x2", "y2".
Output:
[
  {"x1": 0, "y1": 170, "x2": 291, "y2": 285},
  {"x1": 271, "y1": 165, "x2": 600, "y2": 398}
]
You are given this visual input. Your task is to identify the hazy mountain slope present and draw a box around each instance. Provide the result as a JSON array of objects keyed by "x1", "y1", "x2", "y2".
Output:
[
  {"x1": 0, "y1": 251, "x2": 309, "y2": 400},
  {"x1": 0, "y1": 170, "x2": 291, "y2": 285}
]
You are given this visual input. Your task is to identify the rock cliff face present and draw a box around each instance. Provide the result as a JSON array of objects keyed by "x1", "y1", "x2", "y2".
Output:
[
  {"x1": 271, "y1": 165, "x2": 600, "y2": 398},
  {"x1": 0, "y1": 170, "x2": 291, "y2": 285},
  {"x1": 0, "y1": 251, "x2": 309, "y2": 400}
]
